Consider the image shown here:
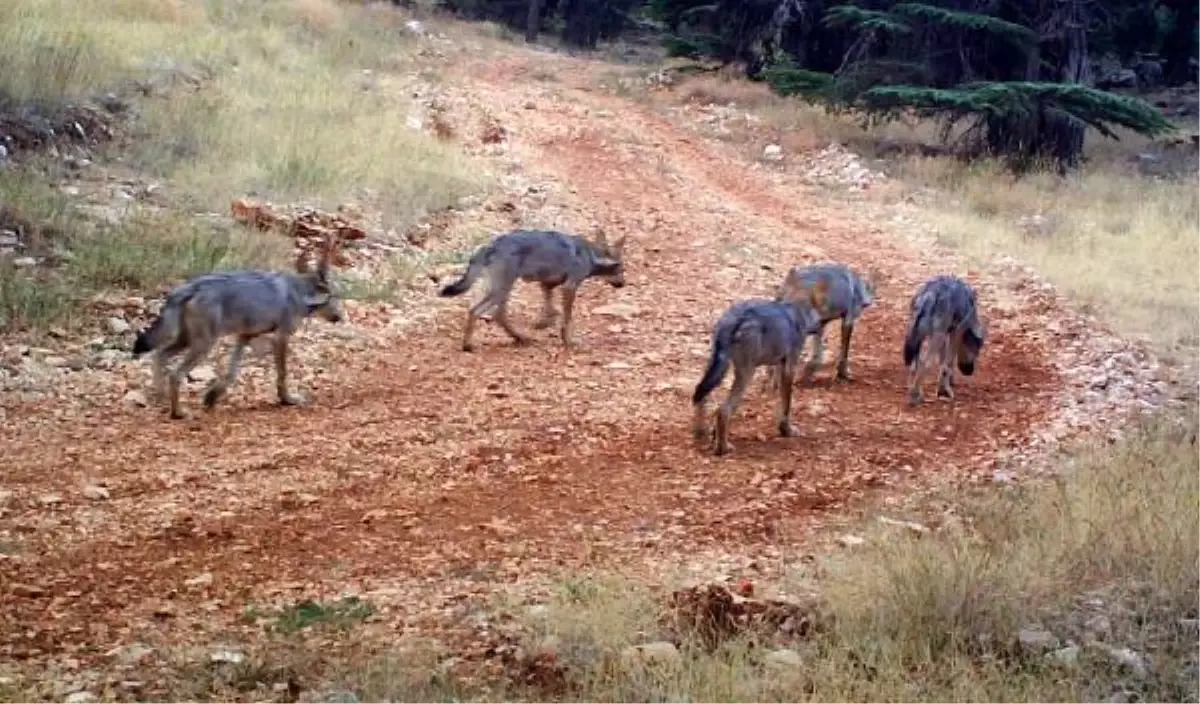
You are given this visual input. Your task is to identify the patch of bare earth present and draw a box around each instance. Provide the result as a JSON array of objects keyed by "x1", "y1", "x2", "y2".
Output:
[{"x1": 0, "y1": 42, "x2": 1174, "y2": 696}]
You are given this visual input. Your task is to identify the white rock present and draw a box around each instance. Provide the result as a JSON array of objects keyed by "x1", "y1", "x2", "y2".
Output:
[
  {"x1": 107, "y1": 643, "x2": 154, "y2": 665},
  {"x1": 185, "y1": 572, "x2": 214, "y2": 587},
  {"x1": 1046, "y1": 645, "x2": 1080, "y2": 665},
  {"x1": 107, "y1": 317, "x2": 131, "y2": 334},
  {"x1": 187, "y1": 366, "x2": 216, "y2": 383},
  {"x1": 210, "y1": 648, "x2": 246, "y2": 665},
  {"x1": 835, "y1": 534, "x2": 865, "y2": 548},
  {"x1": 82, "y1": 485, "x2": 110, "y2": 501},
  {"x1": 1095, "y1": 645, "x2": 1149, "y2": 678},
  {"x1": 13, "y1": 256, "x2": 36, "y2": 268},
  {"x1": 764, "y1": 648, "x2": 803, "y2": 670},
  {"x1": 763, "y1": 144, "x2": 783, "y2": 161},
  {"x1": 1017, "y1": 627, "x2": 1059, "y2": 653},
  {"x1": 123, "y1": 390, "x2": 149, "y2": 408},
  {"x1": 65, "y1": 691, "x2": 96, "y2": 704},
  {"x1": 620, "y1": 641, "x2": 680, "y2": 666}
]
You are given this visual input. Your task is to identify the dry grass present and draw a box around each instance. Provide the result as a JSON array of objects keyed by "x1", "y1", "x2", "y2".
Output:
[
  {"x1": 0, "y1": 168, "x2": 294, "y2": 334},
  {"x1": 0, "y1": 0, "x2": 488, "y2": 333},
  {"x1": 475, "y1": 413, "x2": 1197, "y2": 703},
  {"x1": 461, "y1": 70, "x2": 1198, "y2": 703},
  {"x1": 893, "y1": 154, "x2": 1200, "y2": 363}
]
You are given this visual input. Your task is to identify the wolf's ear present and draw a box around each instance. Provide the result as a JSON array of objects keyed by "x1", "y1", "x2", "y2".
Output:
[{"x1": 316, "y1": 233, "x2": 339, "y2": 281}]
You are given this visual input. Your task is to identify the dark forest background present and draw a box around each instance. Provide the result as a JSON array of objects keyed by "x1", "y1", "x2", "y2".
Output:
[{"x1": 408, "y1": 0, "x2": 1197, "y2": 172}]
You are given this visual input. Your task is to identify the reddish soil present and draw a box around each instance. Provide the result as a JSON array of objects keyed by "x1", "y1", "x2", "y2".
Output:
[{"x1": 0, "y1": 49, "x2": 1058, "y2": 681}]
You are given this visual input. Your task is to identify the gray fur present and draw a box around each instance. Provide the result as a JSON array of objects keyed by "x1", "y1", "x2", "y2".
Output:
[
  {"x1": 439, "y1": 228, "x2": 627, "y2": 351},
  {"x1": 692, "y1": 298, "x2": 821, "y2": 456},
  {"x1": 132, "y1": 245, "x2": 345, "y2": 419},
  {"x1": 774, "y1": 262, "x2": 878, "y2": 384},
  {"x1": 902, "y1": 274, "x2": 986, "y2": 406}
]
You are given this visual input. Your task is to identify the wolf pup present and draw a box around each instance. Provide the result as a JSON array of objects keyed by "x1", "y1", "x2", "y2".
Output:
[
  {"x1": 438, "y1": 228, "x2": 627, "y2": 351},
  {"x1": 902, "y1": 274, "x2": 986, "y2": 407},
  {"x1": 774, "y1": 262, "x2": 878, "y2": 385},
  {"x1": 131, "y1": 235, "x2": 346, "y2": 419},
  {"x1": 692, "y1": 299, "x2": 821, "y2": 456}
]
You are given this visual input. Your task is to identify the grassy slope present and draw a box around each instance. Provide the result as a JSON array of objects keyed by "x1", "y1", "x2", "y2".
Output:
[
  {"x1": 464, "y1": 73, "x2": 1198, "y2": 704},
  {"x1": 0, "y1": 2, "x2": 1196, "y2": 702},
  {"x1": 0, "y1": 0, "x2": 484, "y2": 334}
]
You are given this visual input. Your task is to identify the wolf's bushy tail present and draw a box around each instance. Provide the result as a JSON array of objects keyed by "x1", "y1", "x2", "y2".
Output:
[
  {"x1": 692, "y1": 317, "x2": 746, "y2": 405},
  {"x1": 902, "y1": 298, "x2": 928, "y2": 367},
  {"x1": 438, "y1": 251, "x2": 486, "y2": 298},
  {"x1": 132, "y1": 299, "x2": 183, "y2": 358}
]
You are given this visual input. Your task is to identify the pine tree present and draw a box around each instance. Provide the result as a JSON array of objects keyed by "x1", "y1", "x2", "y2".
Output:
[{"x1": 767, "y1": 1, "x2": 1177, "y2": 172}]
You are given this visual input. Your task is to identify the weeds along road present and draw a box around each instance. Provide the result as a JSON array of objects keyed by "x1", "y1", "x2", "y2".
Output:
[{"x1": 0, "y1": 49, "x2": 1059, "y2": 661}]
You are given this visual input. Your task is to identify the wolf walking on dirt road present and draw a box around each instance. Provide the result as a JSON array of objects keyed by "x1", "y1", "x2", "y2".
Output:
[
  {"x1": 439, "y1": 228, "x2": 627, "y2": 351},
  {"x1": 692, "y1": 298, "x2": 821, "y2": 456},
  {"x1": 774, "y1": 262, "x2": 878, "y2": 385},
  {"x1": 131, "y1": 236, "x2": 346, "y2": 419},
  {"x1": 902, "y1": 274, "x2": 987, "y2": 407}
]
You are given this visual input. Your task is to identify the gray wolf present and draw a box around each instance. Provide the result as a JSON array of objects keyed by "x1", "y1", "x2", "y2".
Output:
[
  {"x1": 131, "y1": 236, "x2": 346, "y2": 419},
  {"x1": 902, "y1": 274, "x2": 986, "y2": 407},
  {"x1": 438, "y1": 228, "x2": 627, "y2": 351},
  {"x1": 691, "y1": 298, "x2": 821, "y2": 456},
  {"x1": 774, "y1": 262, "x2": 878, "y2": 384}
]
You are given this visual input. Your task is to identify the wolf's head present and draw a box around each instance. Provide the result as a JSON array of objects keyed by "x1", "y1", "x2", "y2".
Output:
[
  {"x1": 956, "y1": 316, "x2": 986, "y2": 376},
  {"x1": 590, "y1": 231, "x2": 628, "y2": 288},
  {"x1": 295, "y1": 235, "x2": 346, "y2": 324}
]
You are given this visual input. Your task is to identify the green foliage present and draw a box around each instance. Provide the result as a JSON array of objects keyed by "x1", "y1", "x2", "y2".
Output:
[
  {"x1": 760, "y1": 66, "x2": 836, "y2": 99},
  {"x1": 822, "y1": 5, "x2": 912, "y2": 34},
  {"x1": 662, "y1": 32, "x2": 725, "y2": 58},
  {"x1": 859, "y1": 81, "x2": 1177, "y2": 170},
  {"x1": 862, "y1": 82, "x2": 1177, "y2": 140},
  {"x1": 248, "y1": 597, "x2": 376, "y2": 635},
  {"x1": 891, "y1": 3, "x2": 1037, "y2": 46}
]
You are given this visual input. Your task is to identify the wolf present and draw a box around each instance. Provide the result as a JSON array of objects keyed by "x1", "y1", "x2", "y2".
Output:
[
  {"x1": 438, "y1": 228, "x2": 627, "y2": 351},
  {"x1": 901, "y1": 274, "x2": 986, "y2": 407},
  {"x1": 131, "y1": 236, "x2": 346, "y2": 419},
  {"x1": 773, "y1": 262, "x2": 879, "y2": 385},
  {"x1": 691, "y1": 298, "x2": 821, "y2": 456}
]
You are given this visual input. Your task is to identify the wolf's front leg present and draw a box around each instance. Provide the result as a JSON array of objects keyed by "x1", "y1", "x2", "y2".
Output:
[
  {"x1": 835, "y1": 319, "x2": 855, "y2": 382},
  {"x1": 776, "y1": 362, "x2": 800, "y2": 437},
  {"x1": 533, "y1": 282, "x2": 561, "y2": 330},
  {"x1": 558, "y1": 286, "x2": 579, "y2": 348},
  {"x1": 273, "y1": 334, "x2": 306, "y2": 406}
]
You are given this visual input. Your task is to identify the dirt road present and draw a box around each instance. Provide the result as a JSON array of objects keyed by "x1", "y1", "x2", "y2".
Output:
[{"x1": 0, "y1": 48, "x2": 1058, "y2": 667}]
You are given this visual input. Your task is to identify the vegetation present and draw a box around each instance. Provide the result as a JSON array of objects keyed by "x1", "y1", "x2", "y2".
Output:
[
  {"x1": 442, "y1": 0, "x2": 1196, "y2": 170},
  {"x1": 0, "y1": 0, "x2": 486, "y2": 334},
  {"x1": 471, "y1": 414, "x2": 1197, "y2": 702},
  {"x1": 0, "y1": 0, "x2": 1194, "y2": 701}
]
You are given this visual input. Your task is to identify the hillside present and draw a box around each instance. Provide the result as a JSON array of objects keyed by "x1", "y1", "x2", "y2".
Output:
[{"x1": 0, "y1": 1, "x2": 1196, "y2": 701}]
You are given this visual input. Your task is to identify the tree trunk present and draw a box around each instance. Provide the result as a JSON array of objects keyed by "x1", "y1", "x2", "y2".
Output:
[
  {"x1": 1161, "y1": 0, "x2": 1198, "y2": 85},
  {"x1": 525, "y1": 0, "x2": 541, "y2": 42}
]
